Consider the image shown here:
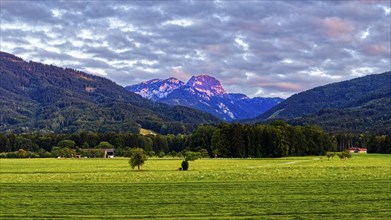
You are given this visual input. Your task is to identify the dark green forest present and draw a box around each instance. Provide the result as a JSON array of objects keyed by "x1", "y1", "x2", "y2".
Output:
[
  {"x1": 288, "y1": 97, "x2": 391, "y2": 134},
  {"x1": 1, "y1": 122, "x2": 389, "y2": 158}
]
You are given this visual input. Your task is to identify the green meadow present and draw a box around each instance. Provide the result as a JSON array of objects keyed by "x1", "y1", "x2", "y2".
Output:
[{"x1": 1, "y1": 154, "x2": 390, "y2": 219}]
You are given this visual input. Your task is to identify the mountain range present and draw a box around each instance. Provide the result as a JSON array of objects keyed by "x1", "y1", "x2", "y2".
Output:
[
  {"x1": 1, "y1": 51, "x2": 390, "y2": 135},
  {"x1": 126, "y1": 75, "x2": 283, "y2": 121},
  {"x1": 0, "y1": 51, "x2": 220, "y2": 134},
  {"x1": 254, "y1": 71, "x2": 391, "y2": 133}
]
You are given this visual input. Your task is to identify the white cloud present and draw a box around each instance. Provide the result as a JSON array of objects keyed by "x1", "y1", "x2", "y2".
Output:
[
  {"x1": 360, "y1": 28, "x2": 370, "y2": 40},
  {"x1": 307, "y1": 67, "x2": 342, "y2": 80},
  {"x1": 163, "y1": 19, "x2": 194, "y2": 27},
  {"x1": 235, "y1": 36, "x2": 249, "y2": 51},
  {"x1": 381, "y1": 6, "x2": 391, "y2": 15},
  {"x1": 85, "y1": 67, "x2": 108, "y2": 76},
  {"x1": 351, "y1": 67, "x2": 377, "y2": 77}
]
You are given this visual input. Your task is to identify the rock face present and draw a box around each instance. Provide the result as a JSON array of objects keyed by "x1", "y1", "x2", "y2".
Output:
[
  {"x1": 185, "y1": 75, "x2": 227, "y2": 96},
  {"x1": 126, "y1": 75, "x2": 283, "y2": 121}
]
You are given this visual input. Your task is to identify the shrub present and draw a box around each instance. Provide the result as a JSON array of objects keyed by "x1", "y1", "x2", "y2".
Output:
[
  {"x1": 337, "y1": 150, "x2": 352, "y2": 160},
  {"x1": 146, "y1": 151, "x2": 156, "y2": 157},
  {"x1": 184, "y1": 151, "x2": 201, "y2": 161},
  {"x1": 117, "y1": 147, "x2": 132, "y2": 157},
  {"x1": 5, "y1": 151, "x2": 17, "y2": 158},
  {"x1": 80, "y1": 149, "x2": 104, "y2": 158},
  {"x1": 26, "y1": 151, "x2": 39, "y2": 158},
  {"x1": 326, "y1": 152, "x2": 335, "y2": 160},
  {"x1": 181, "y1": 160, "x2": 189, "y2": 171},
  {"x1": 16, "y1": 149, "x2": 28, "y2": 158},
  {"x1": 344, "y1": 149, "x2": 352, "y2": 159},
  {"x1": 197, "y1": 148, "x2": 209, "y2": 158},
  {"x1": 158, "y1": 151, "x2": 166, "y2": 158}
]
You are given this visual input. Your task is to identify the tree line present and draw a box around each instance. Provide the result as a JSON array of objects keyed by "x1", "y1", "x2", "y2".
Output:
[{"x1": 0, "y1": 121, "x2": 389, "y2": 158}]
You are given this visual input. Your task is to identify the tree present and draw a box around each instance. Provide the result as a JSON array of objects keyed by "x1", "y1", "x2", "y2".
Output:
[
  {"x1": 138, "y1": 136, "x2": 153, "y2": 151},
  {"x1": 129, "y1": 148, "x2": 148, "y2": 170},
  {"x1": 211, "y1": 125, "x2": 231, "y2": 158},
  {"x1": 14, "y1": 137, "x2": 38, "y2": 152},
  {"x1": 61, "y1": 148, "x2": 75, "y2": 158},
  {"x1": 180, "y1": 151, "x2": 201, "y2": 171},
  {"x1": 271, "y1": 123, "x2": 289, "y2": 157},
  {"x1": 168, "y1": 150, "x2": 177, "y2": 158},
  {"x1": 196, "y1": 148, "x2": 209, "y2": 158},
  {"x1": 51, "y1": 147, "x2": 75, "y2": 158},
  {"x1": 57, "y1": 140, "x2": 76, "y2": 149},
  {"x1": 95, "y1": 141, "x2": 114, "y2": 149},
  {"x1": 184, "y1": 151, "x2": 201, "y2": 162},
  {"x1": 0, "y1": 134, "x2": 11, "y2": 152},
  {"x1": 191, "y1": 125, "x2": 216, "y2": 153}
]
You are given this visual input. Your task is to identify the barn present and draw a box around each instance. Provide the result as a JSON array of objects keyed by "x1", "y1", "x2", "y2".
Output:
[{"x1": 102, "y1": 148, "x2": 115, "y2": 158}]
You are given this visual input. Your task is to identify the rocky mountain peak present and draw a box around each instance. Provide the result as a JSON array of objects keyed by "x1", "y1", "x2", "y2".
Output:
[
  {"x1": 126, "y1": 77, "x2": 184, "y2": 101},
  {"x1": 166, "y1": 77, "x2": 183, "y2": 84},
  {"x1": 185, "y1": 75, "x2": 227, "y2": 96},
  {"x1": 126, "y1": 74, "x2": 283, "y2": 121}
]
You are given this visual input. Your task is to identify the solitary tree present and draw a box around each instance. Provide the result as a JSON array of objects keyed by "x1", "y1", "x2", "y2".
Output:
[
  {"x1": 129, "y1": 148, "x2": 148, "y2": 170},
  {"x1": 181, "y1": 151, "x2": 201, "y2": 171}
]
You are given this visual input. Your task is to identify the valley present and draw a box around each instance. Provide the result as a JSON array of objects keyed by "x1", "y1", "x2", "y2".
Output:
[{"x1": 1, "y1": 1, "x2": 390, "y2": 219}]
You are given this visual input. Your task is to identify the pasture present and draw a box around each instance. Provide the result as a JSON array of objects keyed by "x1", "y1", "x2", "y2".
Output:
[{"x1": 0, "y1": 154, "x2": 390, "y2": 219}]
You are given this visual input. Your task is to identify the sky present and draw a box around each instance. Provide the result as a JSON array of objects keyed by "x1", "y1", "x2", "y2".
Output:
[{"x1": 1, "y1": 0, "x2": 390, "y2": 98}]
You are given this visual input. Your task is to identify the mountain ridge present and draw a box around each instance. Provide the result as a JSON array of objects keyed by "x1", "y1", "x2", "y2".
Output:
[
  {"x1": 0, "y1": 51, "x2": 220, "y2": 134},
  {"x1": 126, "y1": 75, "x2": 283, "y2": 121},
  {"x1": 254, "y1": 71, "x2": 391, "y2": 133}
]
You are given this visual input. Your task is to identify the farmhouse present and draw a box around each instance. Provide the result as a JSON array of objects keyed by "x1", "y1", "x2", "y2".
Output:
[
  {"x1": 102, "y1": 148, "x2": 115, "y2": 158},
  {"x1": 348, "y1": 148, "x2": 367, "y2": 153}
]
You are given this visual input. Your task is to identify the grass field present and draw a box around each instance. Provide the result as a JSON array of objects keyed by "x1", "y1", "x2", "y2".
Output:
[{"x1": 1, "y1": 154, "x2": 390, "y2": 219}]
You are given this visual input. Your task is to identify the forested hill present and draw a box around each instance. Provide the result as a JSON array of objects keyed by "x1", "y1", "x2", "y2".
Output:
[
  {"x1": 255, "y1": 71, "x2": 391, "y2": 133},
  {"x1": 0, "y1": 51, "x2": 220, "y2": 134}
]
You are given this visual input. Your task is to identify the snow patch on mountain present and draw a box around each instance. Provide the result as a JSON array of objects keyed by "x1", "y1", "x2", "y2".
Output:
[
  {"x1": 218, "y1": 102, "x2": 234, "y2": 119},
  {"x1": 125, "y1": 77, "x2": 184, "y2": 101}
]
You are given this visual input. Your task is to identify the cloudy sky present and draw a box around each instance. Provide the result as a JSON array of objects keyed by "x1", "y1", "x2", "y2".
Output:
[{"x1": 1, "y1": 0, "x2": 390, "y2": 98}]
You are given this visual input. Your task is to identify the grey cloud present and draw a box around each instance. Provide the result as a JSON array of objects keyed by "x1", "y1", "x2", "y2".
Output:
[
  {"x1": 31, "y1": 49, "x2": 75, "y2": 61},
  {"x1": 1, "y1": 0, "x2": 390, "y2": 98},
  {"x1": 83, "y1": 46, "x2": 122, "y2": 60},
  {"x1": 0, "y1": 1, "x2": 53, "y2": 23}
]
